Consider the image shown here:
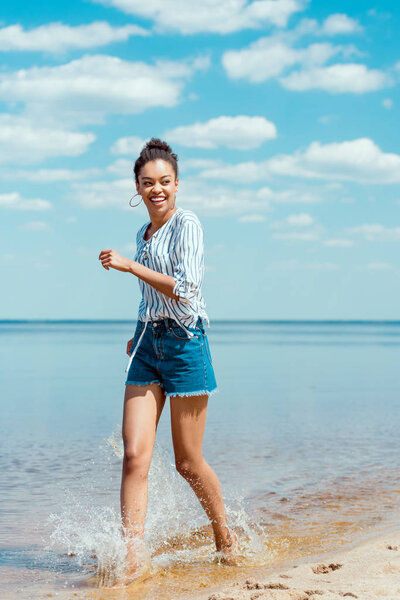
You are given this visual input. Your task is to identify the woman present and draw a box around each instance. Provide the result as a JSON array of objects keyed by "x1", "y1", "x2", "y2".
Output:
[{"x1": 98, "y1": 139, "x2": 238, "y2": 586}]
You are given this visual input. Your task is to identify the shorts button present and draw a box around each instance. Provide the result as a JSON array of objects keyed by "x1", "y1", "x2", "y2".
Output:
[{"x1": 153, "y1": 323, "x2": 158, "y2": 327}]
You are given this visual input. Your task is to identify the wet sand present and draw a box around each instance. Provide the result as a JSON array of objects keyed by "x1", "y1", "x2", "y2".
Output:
[{"x1": 200, "y1": 529, "x2": 400, "y2": 600}]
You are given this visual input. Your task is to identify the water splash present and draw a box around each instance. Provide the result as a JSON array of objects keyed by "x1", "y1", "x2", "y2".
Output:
[
  {"x1": 48, "y1": 426, "x2": 267, "y2": 588},
  {"x1": 48, "y1": 496, "x2": 125, "y2": 581},
  {"x1": 106, "y1": 424, "x2": 124, "y2": 459}
]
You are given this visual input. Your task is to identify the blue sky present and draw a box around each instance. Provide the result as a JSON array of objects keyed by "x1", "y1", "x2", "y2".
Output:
[{"x1": 1, "y1": 0, "x2": 399, "y2": 320}]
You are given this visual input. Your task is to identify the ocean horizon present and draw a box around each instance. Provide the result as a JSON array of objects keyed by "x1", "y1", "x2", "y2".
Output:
[{"x1": 2, "y1": 319, "x2": 400, "y2": 323}]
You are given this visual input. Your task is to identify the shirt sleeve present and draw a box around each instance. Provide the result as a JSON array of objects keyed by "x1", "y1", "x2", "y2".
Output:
[{"x1": 172, "y1": 217, "x2": 204, "y2": 305}]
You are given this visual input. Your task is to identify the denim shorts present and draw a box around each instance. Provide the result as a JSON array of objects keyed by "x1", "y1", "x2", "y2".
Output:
[{"x1": 125, "y1": 317, "x2": 218, "y2": 400}]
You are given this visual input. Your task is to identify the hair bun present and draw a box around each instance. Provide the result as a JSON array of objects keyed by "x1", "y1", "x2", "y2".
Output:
[{"x1": 144, "y1": 138, "x2": 173, "y2": 155}]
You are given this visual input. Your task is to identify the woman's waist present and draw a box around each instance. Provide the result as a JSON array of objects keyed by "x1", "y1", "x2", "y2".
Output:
[
  {"x1": 137, "y1": 315, "x2": 204, "y2": 330},
  {"x1": 138, "y1": 302, "x2": 208, "y2": 323}
]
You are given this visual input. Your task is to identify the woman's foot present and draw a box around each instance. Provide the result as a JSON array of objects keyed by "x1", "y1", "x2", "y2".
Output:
[
  {"x1": 100, "y1": 537, "x2": 151, "y2": 588},
  {"x1": 219, "y1": 528, "x2": 240, "y2": 565},
  {"x1": 110, "y1": 554, "x2": 151, "y2": 588}
]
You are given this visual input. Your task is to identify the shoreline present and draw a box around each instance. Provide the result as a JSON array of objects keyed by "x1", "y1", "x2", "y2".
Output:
[{"x1": 201, "y1": 526, "x2": 400, "y2": 600}]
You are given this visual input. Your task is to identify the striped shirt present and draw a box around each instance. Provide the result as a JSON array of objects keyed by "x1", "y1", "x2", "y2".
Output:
[{"x1": 134, "y1": 206, "x2": 210, "y2": 329}]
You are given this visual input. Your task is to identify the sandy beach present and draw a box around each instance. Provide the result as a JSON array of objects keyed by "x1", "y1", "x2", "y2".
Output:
[{"x1": 201, "y1": 529, "x2": 400, "y2": 600}]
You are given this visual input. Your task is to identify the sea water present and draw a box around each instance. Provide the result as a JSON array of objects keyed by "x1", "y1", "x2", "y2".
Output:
[{"x1": 1, "y1": 321, "x2": 400, "y2": 599}]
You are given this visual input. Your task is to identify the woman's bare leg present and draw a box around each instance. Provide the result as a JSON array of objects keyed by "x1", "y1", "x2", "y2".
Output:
[
  {"x1": 170, "y1": 394, "x2": 236, "y2": 553},
  {"x1": 120, "y1": 383, "x2": 166, "y2": 564}
]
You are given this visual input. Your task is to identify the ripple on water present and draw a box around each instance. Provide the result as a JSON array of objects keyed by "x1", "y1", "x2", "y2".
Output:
[{"x1": 3, "y1": 431, "x2": 400, "y2": 598}]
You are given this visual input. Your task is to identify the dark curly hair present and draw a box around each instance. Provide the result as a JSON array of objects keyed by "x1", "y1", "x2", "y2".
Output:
[{"x1": 134, "y1": 138, "x2": 178, "y2": 183}]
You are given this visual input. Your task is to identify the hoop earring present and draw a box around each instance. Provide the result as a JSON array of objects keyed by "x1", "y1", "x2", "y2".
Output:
[{"x1": 129, "y1": 193, "x2": 143, "y2": 208}]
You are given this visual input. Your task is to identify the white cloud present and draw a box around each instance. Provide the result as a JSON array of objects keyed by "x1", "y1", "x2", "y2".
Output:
[
  {"x1": 223, "y1": 37, "x2": 299, "y2": 82},
  {"x1": 0, "y1": 192, "x2": 52, "y2": 210},
  {"x1": 350, "y1": 224, "x2": 385, "y2": 236},
  {"x1": 319, "y1": 14, "x2": 362, "y2": 36},
  {"x1": 165, "y1": 115, "x2": 277, "y2": 150},
  {"x1": 178, "y1": 180, "x2": 274, "y2": 214},
  {"x1": 238, "y1": 214, "x2": 267, "y2": 223},
  {"x1": 198, "y1": 137, "x2": 400, "y2": 185},
  {"x1": 382, "y1": 98, "x2": 393, "y2": 109},
  {"x1": 287, "y1": 15, "x2": 363, "y2": 40},
  {"x1": 222, "y1": 38, "x2": 343, "y2": 82},
  {"x1": 0, "y1": 253, "x2": 17, "y2": 265},
  {"x1": 18, "y1": 221, "x2": 49, "y2": 231},
  {"x1": 0, "y1": 54, "x2": 205, "y2": 126},
  {"x1": 181, "y1": 158, "x2": 224, "y2": 172},
  {"x1": 349, "y1": 224, "x2": 400, "y2": 242},
  {"x1": 285, "y1": 212, "x2": 314, "y2": 226},
  {"x1": 223, "y1": 25, "x2": 385, "y2": 95},
  {"x1": 0, "y1": 21, "x2": 148, "y2": 53},
  {"x1": 71, "y1": 178, "x2": 134, "y2": 209},
  {"x1": 0, "y1": 115, "x2": 95, "y2": 165},
  {"x1": 199, "y1": 163, "x2": 324, "y2": 201},
  {"x1": 271, "y1": 189, "x2": 322, "y2": 203},
  {"x1": 270, "y1": 211, "x2": 322, "y2": 240},
  {"x1": 106, "y1": 159, "x2": 133, "y2": 177},
  {"x1": 324, "y1": 238, "x2": 355, "y2": 247},
  {"x1": 111, "y1": 136, "x2": 147, "y2": 156},
  {"x1": 199, "y1": 160, "x2": 270, "y2": 182},
  {"x1": 367, "y1": 9, "x2": 391, "y2": 20},
  {"x1": 1, "y1": 166, "x2": 100, "y2": 182},
  {"x1": 280, "y1": 63, "x2": 387, "y2": 93},
  {"x1": 305, "y1": 261, "x2": 339, "y2": 269},
  {"x1": 269, "y1": 138, "x2": 400, "y2": 183},
  {"x1": 318, "y1": 114, "x2": 339, "y2": 124},
  {"x1": 365, "y1": 261, "x2": 394, "y2": 270},
  {"x1": 33, "y1": 260, "x2": 52, "y2": 270},
  {"x1": 191, "y1": 55, "x2": 212, "y2": 71},
  {"x1": 272, "y1": 259, "x2": 338, "y2": 269},
  {"x1": 96, "y1": 0, "x2": 307, "y2": 34}
]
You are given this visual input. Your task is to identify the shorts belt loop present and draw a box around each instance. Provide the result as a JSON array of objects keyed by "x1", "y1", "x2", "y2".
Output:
[{"x1": 163, "y1": 317, "x2": 170, "y2": 332}]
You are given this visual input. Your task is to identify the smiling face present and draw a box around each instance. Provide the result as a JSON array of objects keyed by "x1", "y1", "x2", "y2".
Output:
[{"x1": 136, "y1": 159, "x2": 179, "y2": 221}]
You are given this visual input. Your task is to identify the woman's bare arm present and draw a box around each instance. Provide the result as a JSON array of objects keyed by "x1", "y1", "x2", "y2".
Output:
[{"x1": 98, "y1": 249, "x2": 179, "y2": 300}]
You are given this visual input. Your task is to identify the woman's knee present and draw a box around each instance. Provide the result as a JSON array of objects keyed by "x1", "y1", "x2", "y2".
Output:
[
  {"x1": 123, "y1": 443, "x2": 152, "y2": 475},
  {"x1": 175, "y1": 456, "x2": 205, "y2": 480}
]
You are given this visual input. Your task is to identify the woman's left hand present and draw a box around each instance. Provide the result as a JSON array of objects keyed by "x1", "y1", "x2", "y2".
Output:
[{"x1": 98, "y1": 249, "x2": 132, "y2": 273}]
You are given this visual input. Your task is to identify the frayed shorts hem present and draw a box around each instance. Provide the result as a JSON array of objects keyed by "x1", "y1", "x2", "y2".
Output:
[
  {"x1": 125, "y1": 379, "x2": 163, "y2": 388},
  {"x1": 125, "y1": 380, "x2": 218, "y2": 400},
  {"x1": 166, "y1": 386, "x2": 218, "y2": 400}
]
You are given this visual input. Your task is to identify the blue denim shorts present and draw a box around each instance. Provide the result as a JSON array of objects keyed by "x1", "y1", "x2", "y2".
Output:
[{"x1": 125, "y1": 317, "x2": 218, "y2": 399}]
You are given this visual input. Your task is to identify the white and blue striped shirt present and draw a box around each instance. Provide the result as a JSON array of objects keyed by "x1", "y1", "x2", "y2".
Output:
[{"x1": 134, "y1": 207, "x2": 209, "y2": 329}]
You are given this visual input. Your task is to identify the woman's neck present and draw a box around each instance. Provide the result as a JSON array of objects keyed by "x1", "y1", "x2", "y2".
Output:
[{"x1": 145, "y1": 205, "x2": 178, "y2": 240}]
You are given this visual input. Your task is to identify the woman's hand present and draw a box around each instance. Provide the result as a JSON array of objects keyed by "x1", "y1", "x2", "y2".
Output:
[
  {"x1": 127, "y1": 338, "x2": 134, "y2": 356},
  {"x1": 98, "y1": 249, "x2": 132, "y2": 273}
]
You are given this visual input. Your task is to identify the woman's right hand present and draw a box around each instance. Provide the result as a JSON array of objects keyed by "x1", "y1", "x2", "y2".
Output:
[{"x1": 127, "y1": 338, "x2": 134, "y2": 356}]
